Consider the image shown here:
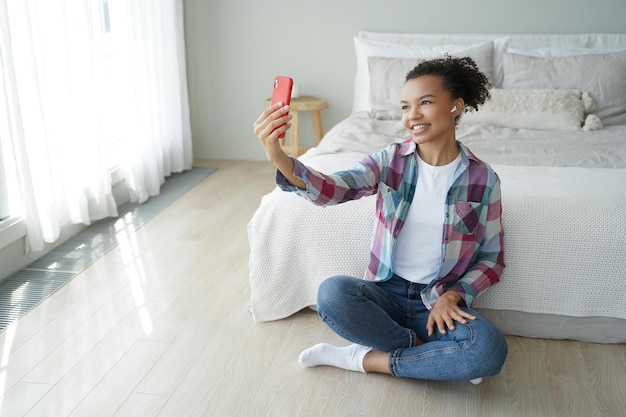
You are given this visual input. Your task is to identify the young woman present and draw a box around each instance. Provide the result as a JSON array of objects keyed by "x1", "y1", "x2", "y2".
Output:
[{"x1": 253, "y1": 57, "x2": 507, "y2": 383}]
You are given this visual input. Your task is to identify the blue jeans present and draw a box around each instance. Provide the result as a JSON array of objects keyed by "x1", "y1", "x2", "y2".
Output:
[{"x1": 316, "y1": 274, "x2": 508, "y2": 381}]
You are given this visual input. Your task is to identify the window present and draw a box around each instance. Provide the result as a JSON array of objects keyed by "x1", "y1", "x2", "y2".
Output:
[{"x1": 0, "y1": 0, "x2": 192, "y2": 251}]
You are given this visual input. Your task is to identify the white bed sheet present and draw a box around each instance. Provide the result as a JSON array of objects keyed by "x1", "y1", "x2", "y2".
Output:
[{"x1": 310, "y1": 114, "x2": 626, "y2": 169}]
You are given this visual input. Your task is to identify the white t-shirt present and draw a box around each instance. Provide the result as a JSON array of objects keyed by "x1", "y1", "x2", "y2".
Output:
[{"x1": 392, "y1": 152, "x2": 461, "y2": 284}]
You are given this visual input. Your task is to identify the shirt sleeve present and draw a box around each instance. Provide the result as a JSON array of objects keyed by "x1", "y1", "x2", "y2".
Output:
[
  {"x1": 275, "y1": 154, "x2": 383, "y2": 206},
  {"x1": 447, "y1": 175, "x2": 505, "y2": 307}
]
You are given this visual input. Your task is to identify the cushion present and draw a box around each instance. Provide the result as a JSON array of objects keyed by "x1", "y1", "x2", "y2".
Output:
[
  {"x1": 461, "y1": 89, "x2": 600, "y2": 131},
  {"x1": 352, "y1": 37, "x2": 494, "y2": 113},
  {"x1": 502, "y1": 51, "x2": 626, "y2": 126},
  {"x1": 506, "y1": 46, "x2": 625, "y2": 58},
  {"x1": 366, "y1": 48, "x2": 494, "y2": 119}
]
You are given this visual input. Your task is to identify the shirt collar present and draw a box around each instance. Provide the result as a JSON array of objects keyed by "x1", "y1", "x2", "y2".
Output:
[
  {"x1": 399, "y1": 138, "x2": 479, "y2": 166},
  {"x1": 398, "y1": 138, "x2": 416, "y2": 156}
]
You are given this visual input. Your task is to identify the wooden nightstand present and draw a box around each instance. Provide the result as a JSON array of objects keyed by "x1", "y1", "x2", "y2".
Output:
[{"x1": 264, "y1": 95, "x2": 328, "y2": 156}]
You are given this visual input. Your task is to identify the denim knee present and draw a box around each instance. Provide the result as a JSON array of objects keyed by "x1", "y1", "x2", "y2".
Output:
[
  {"x1": 388, "y1": 319, "x2": 508, "y2": 380},
  {"x1": 484, "y1": 330, "x2": 508, "y2": 376},
  {"x1": 465, "y1": 319, "x2": 509, "y2": 377},
  {"x1": 317, "y1": 275, "x2": 356, "y2": 314}
]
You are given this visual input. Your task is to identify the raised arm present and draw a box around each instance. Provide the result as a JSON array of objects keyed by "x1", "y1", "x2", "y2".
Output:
[{"x1": 253, "y1": 102, "x2": 306, "y2": 189}]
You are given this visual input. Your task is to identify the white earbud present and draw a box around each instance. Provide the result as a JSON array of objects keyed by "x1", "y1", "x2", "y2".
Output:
[{"x1": 451, "y1": 106, "x2": 458, "y2": 113}]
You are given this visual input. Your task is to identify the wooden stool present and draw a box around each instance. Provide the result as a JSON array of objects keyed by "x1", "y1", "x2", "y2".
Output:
[{"x1": 264, "y1": 95, "x2": 328, "y2": 156}]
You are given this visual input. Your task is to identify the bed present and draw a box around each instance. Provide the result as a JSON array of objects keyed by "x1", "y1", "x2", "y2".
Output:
[{"x1": 247, "y1": 32, "x2": 626, "y2": 344}]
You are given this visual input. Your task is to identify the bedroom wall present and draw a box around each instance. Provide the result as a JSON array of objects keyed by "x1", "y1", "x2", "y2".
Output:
[{"x1": 183, "y1": 0, "x2": 626, "y2": 161}]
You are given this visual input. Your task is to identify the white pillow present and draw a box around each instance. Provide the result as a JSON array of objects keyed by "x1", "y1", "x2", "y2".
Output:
[
  {"x1": 368, "y1": 54, "x2": 494, "y2": 120},
  {"x1": 461, "y1": 88, "x2": 600, "y2": 131},
  {"x1": 352, "y1": 37, "x2": 494, "y2": 113},
  {"x1": 502, "y1": 50, "x2": 626, "y2": 126},
  {"x1": 506, "y1": 46, "x2": 625, "y2": 57}
]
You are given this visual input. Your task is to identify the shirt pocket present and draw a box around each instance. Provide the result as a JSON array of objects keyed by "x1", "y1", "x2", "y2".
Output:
[
  {"x1": 379, "y1": 182, "x2": 403, "y2": 221},
  {"x1": 453, "y1": 201, "x2": 483, "y2": 235}
]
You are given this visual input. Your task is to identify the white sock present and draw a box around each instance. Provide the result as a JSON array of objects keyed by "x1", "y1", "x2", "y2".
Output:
[
  {"x1": 470, "y1": 377, "x2": 483, "y2": 385},
  {"x1": 298, "y1": 343, "x2": 373, "y2": 373}
]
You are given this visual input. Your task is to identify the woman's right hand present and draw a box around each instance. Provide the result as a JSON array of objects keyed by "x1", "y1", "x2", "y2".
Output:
[
  {"x1": 253, "y1": 102, "x2": 292, "y2": 162},
  {"x1": 252, "y1": 102, "x2": 305, "y2": 189}
]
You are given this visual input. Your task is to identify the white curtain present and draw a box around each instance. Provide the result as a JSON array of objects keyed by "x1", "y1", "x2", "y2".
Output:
[
  {"x1": 0, "y1": 0, "x2": 192, "y2": 252},
  {"x1": 108, "y1": 0, "x2": 192, "y2": 203}
]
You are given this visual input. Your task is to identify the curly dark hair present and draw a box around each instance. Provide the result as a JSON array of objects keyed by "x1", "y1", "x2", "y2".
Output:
[{"x1": 405, "y1": 56, "x2": 491, "y2": 113}]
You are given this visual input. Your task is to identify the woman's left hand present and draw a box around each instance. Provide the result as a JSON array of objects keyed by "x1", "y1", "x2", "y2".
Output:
[{"x1": 426, "y1": 291, "x2": 477, "y2": 336}]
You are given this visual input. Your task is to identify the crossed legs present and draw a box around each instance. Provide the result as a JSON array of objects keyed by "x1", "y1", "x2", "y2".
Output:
[{"x1": 299, "y1": 275, "x2": 507, "y2": 382}]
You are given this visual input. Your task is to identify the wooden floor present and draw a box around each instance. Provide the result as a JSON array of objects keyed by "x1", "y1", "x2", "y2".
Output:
[{"x1": 1, "y1": 159, "x2": 625, "y2": 417}]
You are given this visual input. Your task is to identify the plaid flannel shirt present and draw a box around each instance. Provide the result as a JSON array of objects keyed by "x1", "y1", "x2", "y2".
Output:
[{"x1": 276, "y1": 139, "x2": 505, "y2": 309}]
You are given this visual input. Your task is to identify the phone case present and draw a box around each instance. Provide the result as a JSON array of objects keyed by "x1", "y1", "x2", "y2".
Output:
[{"x1": 270, "y1": 76, "x2": 293, "y2": 139}]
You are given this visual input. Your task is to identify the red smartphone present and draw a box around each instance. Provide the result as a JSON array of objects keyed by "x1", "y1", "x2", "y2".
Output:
[{"x1": 270, "y1": 76, "x2": 293, "y2": 139}]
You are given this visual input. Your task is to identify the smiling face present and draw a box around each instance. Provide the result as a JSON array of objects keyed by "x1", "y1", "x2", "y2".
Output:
[{"x1": 401, "y1": 75, "x2": 462, "y2": 149}]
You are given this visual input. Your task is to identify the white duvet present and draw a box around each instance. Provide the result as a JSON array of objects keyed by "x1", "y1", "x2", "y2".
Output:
[{"x1": 247, "y1": 115, "x2": 626, "y2": 335}]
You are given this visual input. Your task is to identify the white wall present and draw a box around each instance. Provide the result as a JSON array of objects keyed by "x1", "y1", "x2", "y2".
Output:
[{"x1": 183, "y1": 0, "x2": 626, "y2": 161}]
